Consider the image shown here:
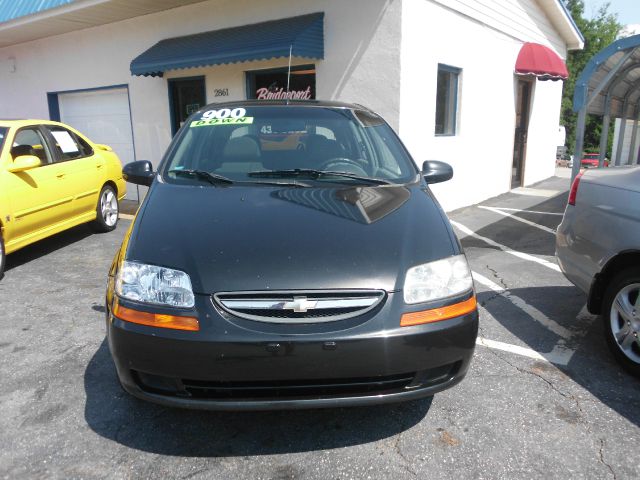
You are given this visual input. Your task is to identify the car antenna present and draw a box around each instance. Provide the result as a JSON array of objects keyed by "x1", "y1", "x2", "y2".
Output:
[{"x1": 286, "y1": 44, "x2": 292, "y2": 105}]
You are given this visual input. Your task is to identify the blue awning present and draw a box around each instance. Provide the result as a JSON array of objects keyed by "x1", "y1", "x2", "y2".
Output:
[{"x1": 130, "y1": 12, "x2": 324, "y2": 77}]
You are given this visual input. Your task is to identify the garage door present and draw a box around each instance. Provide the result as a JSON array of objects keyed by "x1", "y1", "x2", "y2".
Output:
[{"x1": 58, "y1": 87, "x2": 135, "y2": 198}]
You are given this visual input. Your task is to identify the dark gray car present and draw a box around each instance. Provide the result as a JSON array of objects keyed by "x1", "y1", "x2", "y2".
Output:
[
  {"x1": 557, "y1": 166, "x2": 640, "y2": 376},
  {"x1": 106, "y1": 101, "x2": 479, "y2": 410}
]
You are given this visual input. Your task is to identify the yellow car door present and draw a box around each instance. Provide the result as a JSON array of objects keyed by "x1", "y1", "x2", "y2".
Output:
[
  {"x1": 43, "y1": 125, "x2": 100, "y2": 220},
  {"x1": 2, "y1": 126, "x2": 72, "y2": 252}
]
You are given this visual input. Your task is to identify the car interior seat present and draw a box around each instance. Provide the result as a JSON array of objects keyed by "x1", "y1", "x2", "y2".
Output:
[
  {"x1": 11, "y1": 144, "x2": 37, "y2": 159},
  {"x1": 11, "y1": 144, "x2": 49, "y2": 164},
  {"x1": 304, "y1": 134, "x2": 345, "y2": 167},
  {"x1": 217, "y1": 136, "x2": 263, "y2": 173}
]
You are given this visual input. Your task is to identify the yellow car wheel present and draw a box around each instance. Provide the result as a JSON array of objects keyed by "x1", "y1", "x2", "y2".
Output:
[{"x1": 91, "y1": 185, "x2": 119, "y2": 233}]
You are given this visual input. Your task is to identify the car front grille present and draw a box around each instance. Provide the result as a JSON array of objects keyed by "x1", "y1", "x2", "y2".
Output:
[{"x1": 213, "y1": 290, "x2": 385, "y2": 323}]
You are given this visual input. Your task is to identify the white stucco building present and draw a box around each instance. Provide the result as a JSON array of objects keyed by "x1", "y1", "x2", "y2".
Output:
[{"x1": 0, "y1": 0, "x2": 583, "y2": 211}]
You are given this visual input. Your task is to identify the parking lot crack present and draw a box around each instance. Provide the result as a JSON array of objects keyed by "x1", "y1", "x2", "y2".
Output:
[
  {"x1": 392, "y1": 433, "x2": 417, "y2": 477},
  {"x1": 486, "y1": 265, "x2": 509, "y2": 290},
  {"x1": 181, "y1": 467, "x2": 213, "y2": 479},
  {"x1": 477, "y1": 265, "x2": 509, "y2": 308},
  {"x1": 482, "y1": 344, "x2": 588, "y2": 424},
  {"x1": 599, "y1": 438, "x2": 616, "y2": 480},
  {"x1": 479, "y1": 291, "x2": 501, "y2": 308}
]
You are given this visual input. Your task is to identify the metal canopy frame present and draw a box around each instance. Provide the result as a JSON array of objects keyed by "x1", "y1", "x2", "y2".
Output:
[{"x1": 572, "y1": 34, "x2": 640, "y2": 180}]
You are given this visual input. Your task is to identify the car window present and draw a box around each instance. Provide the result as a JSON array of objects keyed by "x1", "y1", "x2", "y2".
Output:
[
  {"x1": 11, "y1": 128, "x2": 53, "y2": 165},
  {"x1": 75, "y1": 134, "x2": 94, "y2": 157},
  {"x1": 44, "y1": 126, "x2": 91, "y2": 162},
  {"x1": 367, "y1": 127, "x2": 403, "y2": 176},
  {"x1": 164, "y1": 106, "x2": 418, "y2": 184}
]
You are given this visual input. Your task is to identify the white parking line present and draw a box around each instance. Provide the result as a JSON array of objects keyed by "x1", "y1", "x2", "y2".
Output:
[
  {"x1": 476, "y1": 305, "x2": 576, "y2": 366},
  {"x1": 489, "y1": 207, "x2": 563, "y2": 217},
  {"x1": 450, "y1": 220, "x2": 561, "y2": 272},
  {"x1": 511, "y1": 187, "x2": 562, "y2": 197},
  {"x1": 475, "y1": 336, "x2": 574, "y2": 365},
  {"x1": 119, "y1": 213, "x2": 134, "y2": 220},
  {"x1": 478, "y1": 206, "x2": 556, "y2": 234},
  {"x1": 472, "y1": 271, "x2": 577, "y2": 365},
  {"x1": 473, "y1": 271, "x2": 573, "y2": 340},
  {"x1": 476, "y1": 337, "x2": 547, "y2": 361}
]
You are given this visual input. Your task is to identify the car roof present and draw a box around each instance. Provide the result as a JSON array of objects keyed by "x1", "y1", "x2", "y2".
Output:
[
  {"x1": 196, "y1": 99, "x2": 377, "y2": 114},
  {"x1": 0, "y1": 119, "x2": 67, "y2": 128}
]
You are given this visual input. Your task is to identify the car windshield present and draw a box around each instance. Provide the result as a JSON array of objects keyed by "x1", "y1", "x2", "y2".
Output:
[
  {"x1": 163, "y1": 106, "x2": 418, "y2": 185},
  {"x1": 0, "y1": 127, "x2": 7, "y2": 154}
]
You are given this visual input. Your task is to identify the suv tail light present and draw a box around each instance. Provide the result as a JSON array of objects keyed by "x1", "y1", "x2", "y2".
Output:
[{"x1": 568, "y1": 172, "x2": 583, "y2": 206}]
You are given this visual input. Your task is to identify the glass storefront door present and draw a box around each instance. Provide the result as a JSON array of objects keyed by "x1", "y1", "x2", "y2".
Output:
[{"x1": 169, "y1": 77, "x2": 206, "y2": 135}]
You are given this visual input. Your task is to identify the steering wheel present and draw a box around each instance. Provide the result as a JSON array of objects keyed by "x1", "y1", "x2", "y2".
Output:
[{"x1": 317, "y1": 158, "x2": 369, "y2": 176}]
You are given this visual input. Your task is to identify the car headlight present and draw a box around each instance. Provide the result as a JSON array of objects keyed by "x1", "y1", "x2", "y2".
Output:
[
  {"x1": 403, "y1": 255, "x2": 473, "y2": 304},
  {"x1": 115, "y1": 261, "x2": 195, "y2": 308}
]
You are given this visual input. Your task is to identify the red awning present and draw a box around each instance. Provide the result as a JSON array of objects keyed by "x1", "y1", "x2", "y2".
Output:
[{"x1": 515, "y1": 42, "x2": 569, "y2": 80}]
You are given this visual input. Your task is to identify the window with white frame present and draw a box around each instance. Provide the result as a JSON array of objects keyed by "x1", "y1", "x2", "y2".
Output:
[{"x1": 435, "y1": 64, "x2": 460, "y2": 135}]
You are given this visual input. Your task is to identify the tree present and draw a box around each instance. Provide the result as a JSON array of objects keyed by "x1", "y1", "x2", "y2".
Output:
[{"x1": 561, "y1": 0, "x2": 622, "y2": 155}]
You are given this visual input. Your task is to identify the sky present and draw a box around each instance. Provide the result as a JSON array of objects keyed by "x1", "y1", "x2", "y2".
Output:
[{"x1": 581, "y1": 0, "x2": 638, "y2": 26}]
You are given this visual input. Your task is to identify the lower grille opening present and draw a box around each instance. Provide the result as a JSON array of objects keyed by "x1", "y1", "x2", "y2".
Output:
[
  {"x1": 132, "y1": 362, "x2": 461, "y2": 401},
  {"x1": 181, "y1": 373, "x2": 415, "y2": 399},
  {"x1": 134, "y1": 371, "x2": 415, "y2": 400}
]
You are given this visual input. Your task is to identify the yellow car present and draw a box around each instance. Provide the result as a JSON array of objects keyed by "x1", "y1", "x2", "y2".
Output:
[{"x1": 0, "y1": 120, "x2": 126, "y2": 278}]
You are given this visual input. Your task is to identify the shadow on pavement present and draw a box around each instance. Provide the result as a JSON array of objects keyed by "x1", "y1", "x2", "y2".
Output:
[
  {"x1": 5, "y1": 224, "x2": 93, "y2": 272},
  {"x1": 477, "y1": 285, "x2": 585, "y2": 353},
  {"x1": 84, "y1": 339, "x2": 432, "y2": 456},
  {"x1": 463, "y1": 187, "x2": 640, "y2": 428},
  {"x1": 464, "y1": 193, "x2": 568, "y2": 257},
  {"x1": 481, "y1": 284, "x2": 640, "y2": 428}
]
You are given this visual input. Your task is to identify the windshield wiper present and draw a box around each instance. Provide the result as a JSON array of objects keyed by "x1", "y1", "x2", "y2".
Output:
[
  {"x1": 247, "y1": 168, "x2": 392, "y2": 185},
  {"x1": 169, "y1": 169, "x2": 234, "y2": 185},
  {"x1": 246, "y1": 180, "x2": 311, "y2": 188}
]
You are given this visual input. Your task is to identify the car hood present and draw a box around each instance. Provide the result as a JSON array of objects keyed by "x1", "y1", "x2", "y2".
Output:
[{"x1": 127, "y1": 181, "x2": 458, "y2": 294}]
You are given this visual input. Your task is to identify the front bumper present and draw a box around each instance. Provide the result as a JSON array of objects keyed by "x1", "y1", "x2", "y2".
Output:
[{"x1": 107, "y1": 292, "x2": 478, "y2": 410}]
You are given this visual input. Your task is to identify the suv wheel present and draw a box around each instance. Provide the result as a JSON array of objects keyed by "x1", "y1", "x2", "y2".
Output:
[{"x1": 603, "y1": 268, "x2": 640, "y2": 377}]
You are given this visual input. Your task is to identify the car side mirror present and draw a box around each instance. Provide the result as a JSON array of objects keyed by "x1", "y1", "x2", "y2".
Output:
[
  {"x1": 123, "y1": 160, "x2": 155, "y2": 186},
  {"x1": 7, "y1": 155, "x2": 41, "y2": 173},
  {"x1": 422, "y1": 160, "x2": 453, "y2": 184}
]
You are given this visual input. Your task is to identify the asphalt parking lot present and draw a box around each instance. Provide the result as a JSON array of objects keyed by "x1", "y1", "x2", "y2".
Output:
[{"x1": 1, "y1": 173, "x2": 639, "y2": 479}]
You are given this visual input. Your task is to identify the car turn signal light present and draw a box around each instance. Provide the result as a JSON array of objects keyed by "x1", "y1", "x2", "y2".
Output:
[
  {"x1": 400, "y1": 296, "x2": 477, "y2": 327},
  {"x1": 113, "y1": 300, "x2": 199, "y2": 331}
]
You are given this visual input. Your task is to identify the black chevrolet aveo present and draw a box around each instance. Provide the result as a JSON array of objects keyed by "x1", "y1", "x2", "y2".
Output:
[{"x1": 106, "y1": 100, "x2": 478, "y2": 410}]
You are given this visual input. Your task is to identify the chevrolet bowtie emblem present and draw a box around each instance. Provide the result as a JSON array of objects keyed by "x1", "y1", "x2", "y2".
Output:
[{"x1": 283, "y1": 296, "x2": 318, "y2": 313}]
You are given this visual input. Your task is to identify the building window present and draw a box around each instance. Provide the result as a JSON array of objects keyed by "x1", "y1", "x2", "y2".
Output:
[
  {"x1": 435, "y1": 64, "x2": 460, "y2": 136},
  {"x1": 246, "y1": 65, "x2": 316, "y2": 100}
]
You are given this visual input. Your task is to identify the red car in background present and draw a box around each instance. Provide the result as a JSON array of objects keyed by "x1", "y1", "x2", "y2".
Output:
[{"x1": 581, "y1": 153, "x2": 608, "y2": 168}]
